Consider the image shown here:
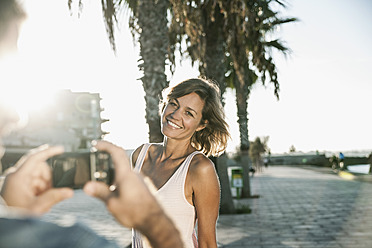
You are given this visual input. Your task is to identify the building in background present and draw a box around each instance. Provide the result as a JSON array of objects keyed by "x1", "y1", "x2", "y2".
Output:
[{"x1": 1, "y1": 90, "x2": 109, "y2": 172}]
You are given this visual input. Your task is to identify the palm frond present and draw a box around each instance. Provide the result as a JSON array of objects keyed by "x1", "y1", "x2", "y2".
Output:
[
  {"x1": 100, "y1": 0, "x2": 117, "y2": 52},
  {"x1": 263, "y1": 39, "x2": 288, "y2": 52}
]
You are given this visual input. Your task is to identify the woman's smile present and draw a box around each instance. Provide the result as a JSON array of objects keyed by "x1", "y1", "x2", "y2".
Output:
[{"x1": 167, "y1": 119, "x2": 182, "y2": 129}]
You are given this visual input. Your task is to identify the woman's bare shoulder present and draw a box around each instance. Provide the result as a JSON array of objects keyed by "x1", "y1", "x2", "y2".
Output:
[
  {"x1": 131, "y1": 144, "x2": 145, "y2": 167},
  {"x1": 132, "y1": 143, "x2": 162, "y2": 166},
  {"x1": 189, "y1": 153, "x2": 216, "y2": 176}
]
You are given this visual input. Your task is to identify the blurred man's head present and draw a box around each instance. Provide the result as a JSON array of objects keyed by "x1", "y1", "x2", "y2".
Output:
[
  {"x1": 0, "y1": 0, "x2": 26, "y2": 163},
  {"x1": 0, "y1": 0, "x2": 26, "y2": 57}
]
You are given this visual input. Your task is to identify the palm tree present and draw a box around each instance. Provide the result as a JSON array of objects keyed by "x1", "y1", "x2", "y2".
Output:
[
  {"x1": 228, "y1": 1, "x2": 295, "y2": 198},
  {"x1": 69, "y1": 0, "x2": 295, "y2": 212},
  {"x1": 169, "y1": 1, "x2": 236, "y2": 213},
  {"x1": 169, "y1": 1, "x2": 226, "y2": 95},
  {"x1": 68, "y1": 0, "x2": 169, "y2": 143},
  {"x1": 136, "y1": 0, "x2": 169, "y2": 143},
  {"x1": 222, "y1": 0, "x2": 296, "y2": 197},
  {"x1": 169, "y1": 0, "x2": 296, "y2": 199}
]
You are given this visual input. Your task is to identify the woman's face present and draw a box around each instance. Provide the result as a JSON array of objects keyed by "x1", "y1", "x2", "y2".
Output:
[{"x1": 161, "y1": 92, "x2": 206, "y2": 141}]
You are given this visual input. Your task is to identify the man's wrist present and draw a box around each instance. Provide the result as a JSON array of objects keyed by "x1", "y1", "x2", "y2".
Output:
[{"x1": 136, "y1": 207, "x2": 183, "y2": 248}]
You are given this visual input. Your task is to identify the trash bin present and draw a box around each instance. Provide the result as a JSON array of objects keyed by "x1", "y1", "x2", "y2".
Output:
[{"x1": 230, "y1": 167, "x2": 243, "y2": 199}]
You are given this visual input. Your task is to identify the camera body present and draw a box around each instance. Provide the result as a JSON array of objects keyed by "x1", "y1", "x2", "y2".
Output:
[{"x1": 48, "y1": 151, "x2": 114, "y2": 189}]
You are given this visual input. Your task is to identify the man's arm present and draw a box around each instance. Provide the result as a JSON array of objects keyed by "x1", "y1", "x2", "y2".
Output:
[{"x1": 84, "y1": 140, "x2": 183, "y2": 248}]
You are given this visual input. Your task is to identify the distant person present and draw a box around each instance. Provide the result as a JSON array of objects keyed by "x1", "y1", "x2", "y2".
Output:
[
  {"x1": 339, "y1": 152, "x2": 345, "y2": 170},
  {"x1": 131, "y1": 78, "x2": 230, "y2": 248},
  {"x1": 329, "y1": 154, "x2": 339, "y2": 172},
  {"x1": 249, "y1": 166, "x2": 256, "y2": 176},
  {"x1": 0, "y1": 1, "x2": 183, "y2": 247}
]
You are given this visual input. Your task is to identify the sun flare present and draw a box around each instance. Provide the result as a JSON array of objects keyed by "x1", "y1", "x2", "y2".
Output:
[{"x1": 0, "y1": 54, "x2": 57, "y2": 128}]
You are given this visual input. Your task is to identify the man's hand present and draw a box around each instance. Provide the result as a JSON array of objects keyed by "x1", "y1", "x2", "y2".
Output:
[
  {"x1": 84, "y1": 140, "x2": 183, "y2": 248},
  {"x1": 83, "y1": 140, "x2": 160, "y2": 228},
  {"x1": 0, "y1": 145, "x2": 73, "y2": 214}
]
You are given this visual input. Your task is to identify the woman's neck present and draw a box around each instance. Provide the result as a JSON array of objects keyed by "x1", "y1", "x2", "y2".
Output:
[{"x1": 160, "y1": 138, "x2": 195, "y2": 161}]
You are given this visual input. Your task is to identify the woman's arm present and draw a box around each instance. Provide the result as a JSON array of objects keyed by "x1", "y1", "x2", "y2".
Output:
[{"x1": 191, "y1": 156, "x2": 220, "y2": 248}]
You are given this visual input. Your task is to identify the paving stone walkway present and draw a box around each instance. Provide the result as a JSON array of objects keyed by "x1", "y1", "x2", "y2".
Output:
[
  {"x1": 43, "y1": 166, "x2": 372, "y2": 248},
  {"x1": 216, "y1": 166, "x2": 372, "y2": 248}
]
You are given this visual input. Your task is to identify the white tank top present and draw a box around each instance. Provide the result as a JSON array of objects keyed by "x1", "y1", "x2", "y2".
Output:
[{"x1": 132, "y1": 143, "x2": 200, "y2": 248}]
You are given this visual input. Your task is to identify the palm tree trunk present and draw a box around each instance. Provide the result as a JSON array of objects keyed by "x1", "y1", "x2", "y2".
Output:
[
  {"x1": 233, "y1": 73, "x2": 252, "y2": 198},
  {"x1": 138, "y1": 0, "x2": 169, "y2": 143},
  {"x1": 202, "y1": 5, "x2": 226, "y2": 98},
  {"x1": 215, "y1": 154, "x2": 235, "y2": 214},
  {"x1": 203, "y1": 6, "x2": 235, "y2": 214},
  {"x1": 240, "y1": 150, "x2": 252, "y2": 197}
]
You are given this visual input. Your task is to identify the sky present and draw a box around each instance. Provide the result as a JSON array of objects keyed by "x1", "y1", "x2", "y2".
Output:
[{"x1": 4, "y1": 0, "x2": 372, "y2": 155}]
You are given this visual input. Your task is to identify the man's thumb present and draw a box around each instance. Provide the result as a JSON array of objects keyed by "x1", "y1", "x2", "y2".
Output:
[
  {"x1": 33, "y1": 188, "x2": 73, "y2": 214},
  {"x1": 83, "y1": 181, "x2": 111, "y2": 202}
]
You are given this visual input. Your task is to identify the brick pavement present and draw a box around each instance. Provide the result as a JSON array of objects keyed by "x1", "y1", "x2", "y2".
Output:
[
  {"x1": 216, "y1": 166, "x2": 372, "y2": 248},
  {"x1": 43, "y1": 166, "x2": 372, "y2": 248}
]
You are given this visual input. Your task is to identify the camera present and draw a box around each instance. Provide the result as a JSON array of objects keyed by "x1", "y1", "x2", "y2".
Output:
[{"x1": 48, "y1": 151, "x2": 114, "y2": 189}]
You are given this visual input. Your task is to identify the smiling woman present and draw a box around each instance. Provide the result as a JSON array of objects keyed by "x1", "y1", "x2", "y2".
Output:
[{"x1": 130, "y1": 78, "x2": 230, "y2": 248}]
